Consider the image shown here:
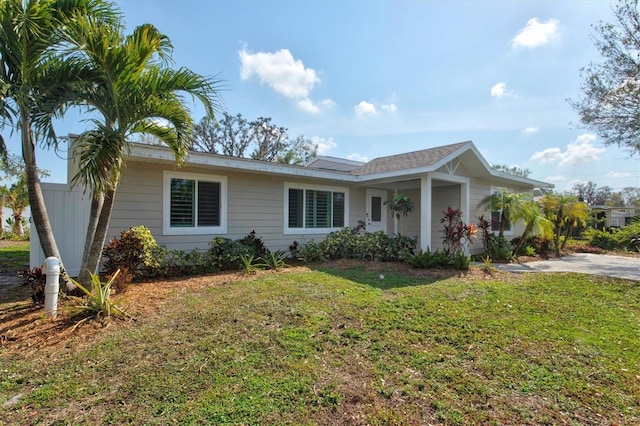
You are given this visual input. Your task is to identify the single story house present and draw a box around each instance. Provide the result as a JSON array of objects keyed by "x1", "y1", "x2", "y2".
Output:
[
  {"x1": 32, "y1": 140, "x2": 553, "y2": 275},
  {"x1": 591, "y1": 205, "x2": 639, "y2": 229}
]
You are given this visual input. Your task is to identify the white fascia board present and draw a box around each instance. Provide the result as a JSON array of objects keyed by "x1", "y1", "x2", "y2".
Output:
[{"x1": 129, "y1": 144, "x2": 359, "y2": 183}]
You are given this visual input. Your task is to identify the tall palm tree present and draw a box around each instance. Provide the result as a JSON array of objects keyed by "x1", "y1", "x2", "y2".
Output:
[
  {"x1": 0, "y1": 0, "x2": 118, "y2": 263},
  {"x1": 68, "y1": 20, "x2": 222, "y2": 283}
]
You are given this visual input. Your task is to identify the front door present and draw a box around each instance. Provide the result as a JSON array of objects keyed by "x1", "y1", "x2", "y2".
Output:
[{"x1": 366, "y1": 189, "x2": 387, "y2": 233}]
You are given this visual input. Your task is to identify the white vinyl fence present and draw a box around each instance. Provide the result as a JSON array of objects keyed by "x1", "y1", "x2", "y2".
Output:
[{"x1": 30, "y1": 183, "x2": 91, "y2": 276}]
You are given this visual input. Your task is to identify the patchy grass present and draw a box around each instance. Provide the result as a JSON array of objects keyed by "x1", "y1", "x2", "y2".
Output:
[
  {"x1": 1, "y1": 264, "x2": 639, "y2": 425},
  {"x1": 0, "y1": 241, "x2": 29, "y2": 272}
]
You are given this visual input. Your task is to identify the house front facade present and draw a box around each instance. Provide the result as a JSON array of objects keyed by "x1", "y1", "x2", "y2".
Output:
[{"x1": 32, "y1": 140, "x2": 552, "y2": 275}]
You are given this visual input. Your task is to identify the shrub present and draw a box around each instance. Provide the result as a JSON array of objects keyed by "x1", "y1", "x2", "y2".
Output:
[
  {"x1": 405, "y1": 248, "x2": 449, "y2": 269},
  {"x1": 294, "y1": 228, "x2": 417, "y2": 263},
  {"x1": 523, "y1": 245, "x2": 537, "y2": 257},
  {"x1": 102, "y1": 225, "x2": 159, "y2": 285},
  {"x1": 208, "y1": 237, "x2": 252, "y2": 271},
  {"x1": 237, "y1": 230, "x2": 270, "y2": 258},
  {"x1": 260, "y1": 250, "x2": 288, "y2": 270},
  {"x1": 487, "y1": 234, "x2": 513, "y2": 261},
  {"x1": 583, "y1": 228, "x2": 617, "y2": 250},
  {"x1": 441, "y1": 207, "x2": 475, "y2": 255},
  {"x1": 19, "y1": 266, "x2": 71, "y2": 304},
  {"x1": 450, "y1": 250, "x2": 471, "y2": 271}
]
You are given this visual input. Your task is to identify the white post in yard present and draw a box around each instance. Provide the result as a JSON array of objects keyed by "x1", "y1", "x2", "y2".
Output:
[{"x1": 44, "y1": 257, "x2": 61, "y2": 318}]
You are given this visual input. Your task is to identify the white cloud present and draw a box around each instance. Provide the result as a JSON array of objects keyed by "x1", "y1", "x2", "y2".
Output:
[
  {"x1": 321, "y1": 99, "x2": 336, "y2": 108},
  {"x1": 530, "y1": 134, "x2": 605, "y2": 166},
  {"x1": 491, "y1": 82, "x2": 507, "y2": 98},
  {"x1": 354, "y1": 101, "x2": 377, "y2": 117},
  {"x1": 607, "y1": 171, "x2": 633, "y2": 178},
  {"x1": 523, "y1": 126, "x2": 539, "y2": 134},
  {"x1": 240, "y1": 47, "x2": 332, "y2": 113},
  {"x1": 559, "y1": 134, "x2": 605, "y2": 166},
  {"x1": 311, "y1": 136, "x2": 337, "y2": 155},
  {"x1": 347, "y1": 153, "x2": 368, "y2": 162},
  {"x1": 544, "y1": 175, "x2": 567, "y2": 182},
  {"x1": 381, "y1": 103, "x2": 397, "y2": 112},
  {"x1": 296, "y1": 98, "x2": 319, "y2": 113},
  {"x1": 513, "y1": 18, "x2": 559, "y2": 49},
  {"x1": 530, "y1": 147, "x2": 564, "y2": 163}
]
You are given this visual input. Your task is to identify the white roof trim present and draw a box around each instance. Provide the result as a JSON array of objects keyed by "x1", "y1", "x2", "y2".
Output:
[{"x1": 126, "y1": 141, "x2": 552, "y2": 188}]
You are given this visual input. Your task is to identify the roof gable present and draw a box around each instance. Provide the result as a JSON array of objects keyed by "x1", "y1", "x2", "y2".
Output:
[{"x1": 350, "y1": 141, "x2": 471, "y2": 176}]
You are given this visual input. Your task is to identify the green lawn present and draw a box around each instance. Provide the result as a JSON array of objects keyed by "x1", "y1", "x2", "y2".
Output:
[
  {"x1": 0, "y1": 241, "x2": 29, "y2": 271},
  {"x1": 1, "y1": 266, "x2": 639, "y2": 425}
]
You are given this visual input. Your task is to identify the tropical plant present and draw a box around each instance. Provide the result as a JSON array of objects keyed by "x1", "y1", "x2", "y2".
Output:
[
  {"x1": 240, "y1": 254, "x2": 261, "y2": 275},
  {"x1": 477, "y1": 189, "x2": 520, "y2": 237},
  {"x1": 405, "y1": 248, "x2": 449, "y2": 269},
  {"x1": 3, "y1": 175, "x2": 29, "y2": 235},
  {"x1": 67, "y1": 18, "x2": 223, "y2": 284},
  {"x1": 384, "y1": 194, "x2": 415, "y2": 235},
  {"x1": 0, "y1": 0, "x2": 119, "y2": 264},
  {"x1": 440, "y1": 207, "x2": 475, "y2": 255},
  {"x1": 450, "y1": 250, "x2": 471, "y2": 271},
  {"x1": 67, "y1": 270, "x2": 130, "y2": 322},
  {"x1": 539, "y1": 194, "x2": 589, "y2": 254},
  {"x1": 509, "y1": 197, "x2": 553, "y2": 255},
  {"x1": 260, "y1": 250, "x2": 288, "y2": 271}
]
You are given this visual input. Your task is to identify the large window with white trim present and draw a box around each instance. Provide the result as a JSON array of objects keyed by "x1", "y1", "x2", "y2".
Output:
[
  {"x1": 163, "y1": 171, "x2": 227, "y2": 235},
  {"x1": 285, "y1": 183, "x2": 348, "y2": 233}
]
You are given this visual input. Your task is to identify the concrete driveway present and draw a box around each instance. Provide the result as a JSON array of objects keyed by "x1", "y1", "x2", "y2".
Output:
[{"x1": 496, "y1": 253, "x2": 640, "y2": 281}]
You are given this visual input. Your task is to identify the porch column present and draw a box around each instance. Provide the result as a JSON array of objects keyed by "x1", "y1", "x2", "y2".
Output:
[{"x1": 420, "y1": 175, "x2": 432, "y2": 250}]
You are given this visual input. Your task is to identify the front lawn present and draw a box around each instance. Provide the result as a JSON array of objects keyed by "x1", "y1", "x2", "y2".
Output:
[
  {"x1": 0, "y1": 240, "x2": 29, "y2": 272},
  {"x1": 1, "y1": 263, "x2": 638, "y2": 425}
]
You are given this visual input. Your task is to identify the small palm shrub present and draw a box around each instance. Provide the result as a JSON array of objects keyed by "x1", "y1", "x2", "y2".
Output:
[
  {"x1": 523, "y1": 245, "x2": 537, "y2": 256},
  {"x1": 67, "y1": 271, "x2": 130, "y2": 322},
  {"x1": 240, "y1": 254, "x2": 261, "y2": 275},
  {"x1": 260, "y1": 250, "x2": 288, "y2": 270}
]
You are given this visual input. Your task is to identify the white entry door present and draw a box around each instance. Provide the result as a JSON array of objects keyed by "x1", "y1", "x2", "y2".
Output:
[{"x1": 366, "y1": 189, "x2": 387, "y2": 233}]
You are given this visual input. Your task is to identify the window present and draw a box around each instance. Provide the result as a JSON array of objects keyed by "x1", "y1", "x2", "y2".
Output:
[
  {"x1": 490, "y1": 188, "x2": 511, "y2": 233},
  {"x1": 285, "y1": 183, "x2": 348, "y2": 234},
  {"x1": 164, "y1": 171, "x2": 227, "y2": 235}
]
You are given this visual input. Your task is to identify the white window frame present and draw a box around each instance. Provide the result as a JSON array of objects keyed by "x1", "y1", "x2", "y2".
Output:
[
  {"x1": 163, "y1": 171, "x2": 227, "y2": 235},
  {"x1": 284, "y1": 182, "x2": 349, "y2": 235},
  {"x1": 489, "y1": 186, "x2": 513, "y2": 236}
]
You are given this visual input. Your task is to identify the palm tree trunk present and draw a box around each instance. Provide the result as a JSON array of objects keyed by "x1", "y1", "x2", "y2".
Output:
[
  {"x1": 561, "y1": 224, "x2": 573, "y2": 251},
  {"x1": 21, "y1": 111, "x2": 62, "y2": 263},
  {"x1": 81, "y1": 184, "x2": 118, "y2": 282},
  {"x1": 77, "y1": 191, "x2": 105, "y2": 283},
  {"x1": 12, "y1": 214, "x2": 23, "y2": 236}
]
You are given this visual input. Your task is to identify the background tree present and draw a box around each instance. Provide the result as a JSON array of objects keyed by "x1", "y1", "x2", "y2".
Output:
[
  {"x1": 249, "y1": 117, "x2": 288, "y2": 161},
  {"x1": 571, "y1": 181, "x2": 612, "y2": 205},
  {"x1": 277, "y1": 135, "x2": 317, "y2": 165},
  {"x1": 569, "y1": 0, "x2": 640, "y2": 155},
  {"x1": 0, "y1": 0, "x2": 118, "y2": 263},
  {"x1": 491, "y1": 164, "x2": 531, "y2": 177},
  {"x1": 191, "y1": 112, "x2": 318, "y2": 163},
  {"x1": 69, "y1": 19, "x2": 221, "y2": 283}
]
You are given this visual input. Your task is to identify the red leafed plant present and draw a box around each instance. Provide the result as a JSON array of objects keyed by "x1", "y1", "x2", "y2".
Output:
[{"x1": 441, "y1": 207, "x2": 476, "y2": 255}]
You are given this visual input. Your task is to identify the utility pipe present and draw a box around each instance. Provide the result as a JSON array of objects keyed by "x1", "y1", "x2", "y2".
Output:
[{"x1": 44, "y1": 257, "x2": 60, "y2": 318}]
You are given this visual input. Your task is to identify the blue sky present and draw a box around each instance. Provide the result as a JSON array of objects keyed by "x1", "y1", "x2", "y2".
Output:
[{"x1": 5, "y1": 0, "x2": 640, "y2": 192}]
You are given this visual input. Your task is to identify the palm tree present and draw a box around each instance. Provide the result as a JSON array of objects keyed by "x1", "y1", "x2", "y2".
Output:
[
  {"x1": 3, "y1": 175, "x2": 29, "y2": 235},
  {"x1": 510, "y1": 198, "x2": 553, "y2": 255},
  {"x1": 0, "y1": 0, "x2": 118, "y2": 263},
  {"x1": 478, "y1": 189, "x2": 520, "y2": 237},
  {"x1": 539, "y1": 194, "x2": 589, "y2": 254},
  {"x1": 384, "y1": 194, "x2": 415, "y2": 235},
  {"x1": 68, "y1": 20, "x2": 222, "y2": 283}
]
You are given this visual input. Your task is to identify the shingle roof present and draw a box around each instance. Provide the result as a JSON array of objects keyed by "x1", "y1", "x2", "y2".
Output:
[{"x1": 350, "y1": 141, "x2": 471, "y2": 176}]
